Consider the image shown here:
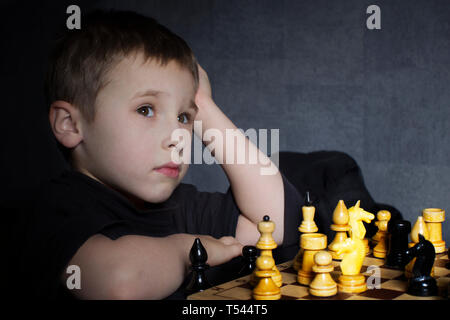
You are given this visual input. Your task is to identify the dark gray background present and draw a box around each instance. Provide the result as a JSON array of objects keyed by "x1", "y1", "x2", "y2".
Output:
[{"x1": 1, "y1": 0, "x2": 448, "y2": 244}]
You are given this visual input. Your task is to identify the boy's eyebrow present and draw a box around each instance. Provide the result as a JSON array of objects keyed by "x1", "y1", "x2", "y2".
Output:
[{"x1": 131, "y1": 89, "x2": 162, "y2": 100}]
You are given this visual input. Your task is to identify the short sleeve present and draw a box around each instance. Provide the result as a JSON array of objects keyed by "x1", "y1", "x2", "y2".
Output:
[
  {"x1": 171, "y1": 184, "x2": 241, "y2": 238},
  {"x1": 280, "y1": 173, "x2": 303, "y2": 247},
  {"x1": 20, "y1": 189, "x2": 124, "y2": 299}
]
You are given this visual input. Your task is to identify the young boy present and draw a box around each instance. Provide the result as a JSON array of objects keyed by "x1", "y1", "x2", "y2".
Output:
[{"x1": 19, "y1": 10, "x2": 303, "y2": 299}]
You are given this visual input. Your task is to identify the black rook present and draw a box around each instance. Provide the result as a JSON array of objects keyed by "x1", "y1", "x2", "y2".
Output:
[{"x1": 385, "y1": 219, "x2": 411, "y2": 270}]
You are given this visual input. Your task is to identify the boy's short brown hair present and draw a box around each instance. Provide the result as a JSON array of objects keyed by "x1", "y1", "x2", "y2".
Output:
[{"x1": 45, "y1": 9, "x2": 199, "y2": 123}]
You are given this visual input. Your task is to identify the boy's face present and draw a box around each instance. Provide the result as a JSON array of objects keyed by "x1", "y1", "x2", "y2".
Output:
[{"x1": 75, "y1": 53, "x2": 197, "y2": 208}]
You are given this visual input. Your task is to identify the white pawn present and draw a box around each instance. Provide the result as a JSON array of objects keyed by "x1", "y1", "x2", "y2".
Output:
[
  {"x1": 309, "y1": 251, "x2": 337, "y2": 297},
  {"x1": 252, "y1": 255, "x2": 281, "y2": 300}
]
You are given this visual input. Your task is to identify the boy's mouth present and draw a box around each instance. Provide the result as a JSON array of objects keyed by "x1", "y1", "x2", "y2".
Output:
[{"x1": 154, "y1": 162, "x2": 180, "y2": 178}]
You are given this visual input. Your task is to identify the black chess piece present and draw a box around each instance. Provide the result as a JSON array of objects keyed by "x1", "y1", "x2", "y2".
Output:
[
  {"x1": 404, "y1": 234, "x2": 438, "y2": 296},
  {"x1": 385, "y1": 219, "x2": 411, "y2": 270},
  {"x1": 185, "y1": 238, "x2": 211, "y2": 296},
  {"x1": 238, "y1": 245, "x2": 258, "y2": 276}
]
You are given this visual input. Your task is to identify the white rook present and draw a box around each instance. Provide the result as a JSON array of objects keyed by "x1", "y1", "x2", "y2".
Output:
[{"x1": 422, "y1": 208, "x2": 446, "y2": 254}]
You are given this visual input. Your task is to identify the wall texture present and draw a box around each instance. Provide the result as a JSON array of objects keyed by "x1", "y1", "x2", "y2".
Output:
[{"x1": 1, "y1": 0, "x2": 448, "y2": 244}]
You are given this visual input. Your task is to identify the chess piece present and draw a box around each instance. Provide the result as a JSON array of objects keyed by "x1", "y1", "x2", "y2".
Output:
[
  {"x1": 423, "y1": 208, "x2": 446, "y2": 254},
  {"x1": 293, "y1": 192, "x2": 317, "y2": 271},
  {"x1": 373, "y1": 210, "x2": 391, "y2": 259},
  {"x1": 404, "y1": 234, "x2": 438, "y2": 296},
  {"x1": 331, "y1": 237, "x2": 367, "y2": 294},
  {"x1": 329, "y1": 201, "x2": 374, "y2": 294},
  {"x1": 372, "y1": 210, "x2": 391, "y2": 246},
  {"x1": 347, "y1": 201, "x2": 374, "y2": 240},
  {"x1": 385, "y1": 219, "x2": 411, "y2": 270},
  {"x1": 405, "y1": 216, "x2": 434, "y2": 278},
  {"x1": 299, "y1": 191, "x2": 318, "y2": 233},
  {"x1": 252, "y1": 255, "x2": 281, "y2": 300},
  {"x1": 251, "y1": 216, "x2": 282, "y2": 287},
  {"x1": 297, "y1": 233, "x2": 327, "y2": 285},
  {"x1": 328, "y1": 200, "x2": 350, "y2": 260},
  {"x1": 239, "y1": 246, "x2": 258, "y2": 276},
  {"x1": 185, "y1": 238, "x2": 211, "y2": 295},
  {"x1": 363, "y1": 238, "x2": 371, "y2": 256},
  {"x1": 309, "y1": 251, "x2": 337, "y2": 297}
]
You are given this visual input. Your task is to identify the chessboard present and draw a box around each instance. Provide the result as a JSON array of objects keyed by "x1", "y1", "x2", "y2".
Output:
[{"x1": 188, "y1": 252, "x2": 449, "y2": 300}]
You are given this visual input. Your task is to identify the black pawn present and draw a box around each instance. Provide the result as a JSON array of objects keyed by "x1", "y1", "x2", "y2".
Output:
[
  {"x1": 185, "y1": 238, "x2": 211, "y2": 296},
  {"x1": 385, "y1": 219, "x2": 411, "y2": 270},
  {"x1": 405, "y1": 234, "x2": 438, "y2": 296},
  {"x1": 238, "y1": 246, "x2": 258, "y2": 276}
]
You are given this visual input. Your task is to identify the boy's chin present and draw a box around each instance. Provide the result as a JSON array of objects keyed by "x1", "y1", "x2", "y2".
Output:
[{"x1": 138, "y1": 184, "x2": 178, "y2": 204}]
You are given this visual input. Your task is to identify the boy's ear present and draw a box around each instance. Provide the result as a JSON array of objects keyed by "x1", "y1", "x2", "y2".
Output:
[{"x1": 49, "y1": 100, "x2": 84, "y2": 148}]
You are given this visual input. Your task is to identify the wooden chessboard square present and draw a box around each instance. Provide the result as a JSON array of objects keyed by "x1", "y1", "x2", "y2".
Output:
[
  {"x1": 378, "y1": 268, "x2": 404, "y2": 279},
  {"x1": 280, "y1": 284, "x2": 309, "y2": 299},
  {"x1": 381, "y1": 279, "x2": 408, "y2": 292},
  {"x1": 391, "y1": 274, "x2": 408, "y2": 282},
  {"x1": 186, "y1": 291, "x2": 230, "y2": 300},
  {"x1": 281, "y1": 271, "x2": 298, "y2": 284},
  {"x1": 215, "y1": 276, "x2": 250, "y2": 290},
  {"x1": 216, "y1": 286, "x2": 252, "y2": 300},
  {"x1": 358, "y1": 287, "x2": 405, "y2": 300},
  {"x1": 364, "y1": 256, "x2": 385, "y2": 266},
  {"x1": 436, "y1": 276, "x2": 450, "y2": 290},
  {"x1": 301, "y1": 291, "x2": 352, "y2": 300},
  {"x1": 434, "y1": 267, "x2": 450, "y2": 278},
  {"x1": 393, "y1": 293, "x2": 445, "y2": 300},
  {"x1": 434, "y1": 258, "x2": 449, "y2": 268},
  {"x1": 346, "y1": 295, "x2": 379, "y2": 300},
  {"x1": 237, "y1": 281, "x2": 253, "y2": 290}
]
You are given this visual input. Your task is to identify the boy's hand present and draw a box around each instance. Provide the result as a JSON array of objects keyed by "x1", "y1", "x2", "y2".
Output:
[
  {"x1": 194, "y1": 64, "x2": 213, "y2": 109},
  {"x1": 185, "y1": 234, "x2": 243, "y2": 267}
]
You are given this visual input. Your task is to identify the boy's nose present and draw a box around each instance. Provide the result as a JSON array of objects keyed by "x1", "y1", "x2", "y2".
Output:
[
  {"x1": 162, "y1": 134, "x2": 179, "y2": 150},
  {"x1": 161, "y1": 122, "x2": 189, "y2": 151}
]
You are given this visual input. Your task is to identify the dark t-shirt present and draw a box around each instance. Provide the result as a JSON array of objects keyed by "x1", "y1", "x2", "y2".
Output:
[{"x1": 16, "y1": 169, "x2": 302, "y2": 299}]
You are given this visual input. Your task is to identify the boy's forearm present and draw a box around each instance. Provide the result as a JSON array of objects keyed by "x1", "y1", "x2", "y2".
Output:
[
  {"x1": 71, "y1": 233, "x2": 242, "y2": 300},
  {"x1": 195, "y1": 100, "x2": 285, "y2": 244},
  {"x1": 80, "y1": 234, "x2": 193, "y2": 300},
  {"x1": 121, "y1": 234, "x2": 192, "y2": 299}
]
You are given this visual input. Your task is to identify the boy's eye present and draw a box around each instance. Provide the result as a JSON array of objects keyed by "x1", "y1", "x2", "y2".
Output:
[
  {"x1": 178, "y1": 113, "x2": 190, "y2": 124},
  {"x1": 137, "y1": 104, "x2": 154, "y2": 117}
]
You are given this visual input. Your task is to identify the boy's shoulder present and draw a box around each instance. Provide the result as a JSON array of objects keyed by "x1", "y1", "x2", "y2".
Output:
[{"x1": 31, "y1": 170, "x2": 99, "y2": 212}]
